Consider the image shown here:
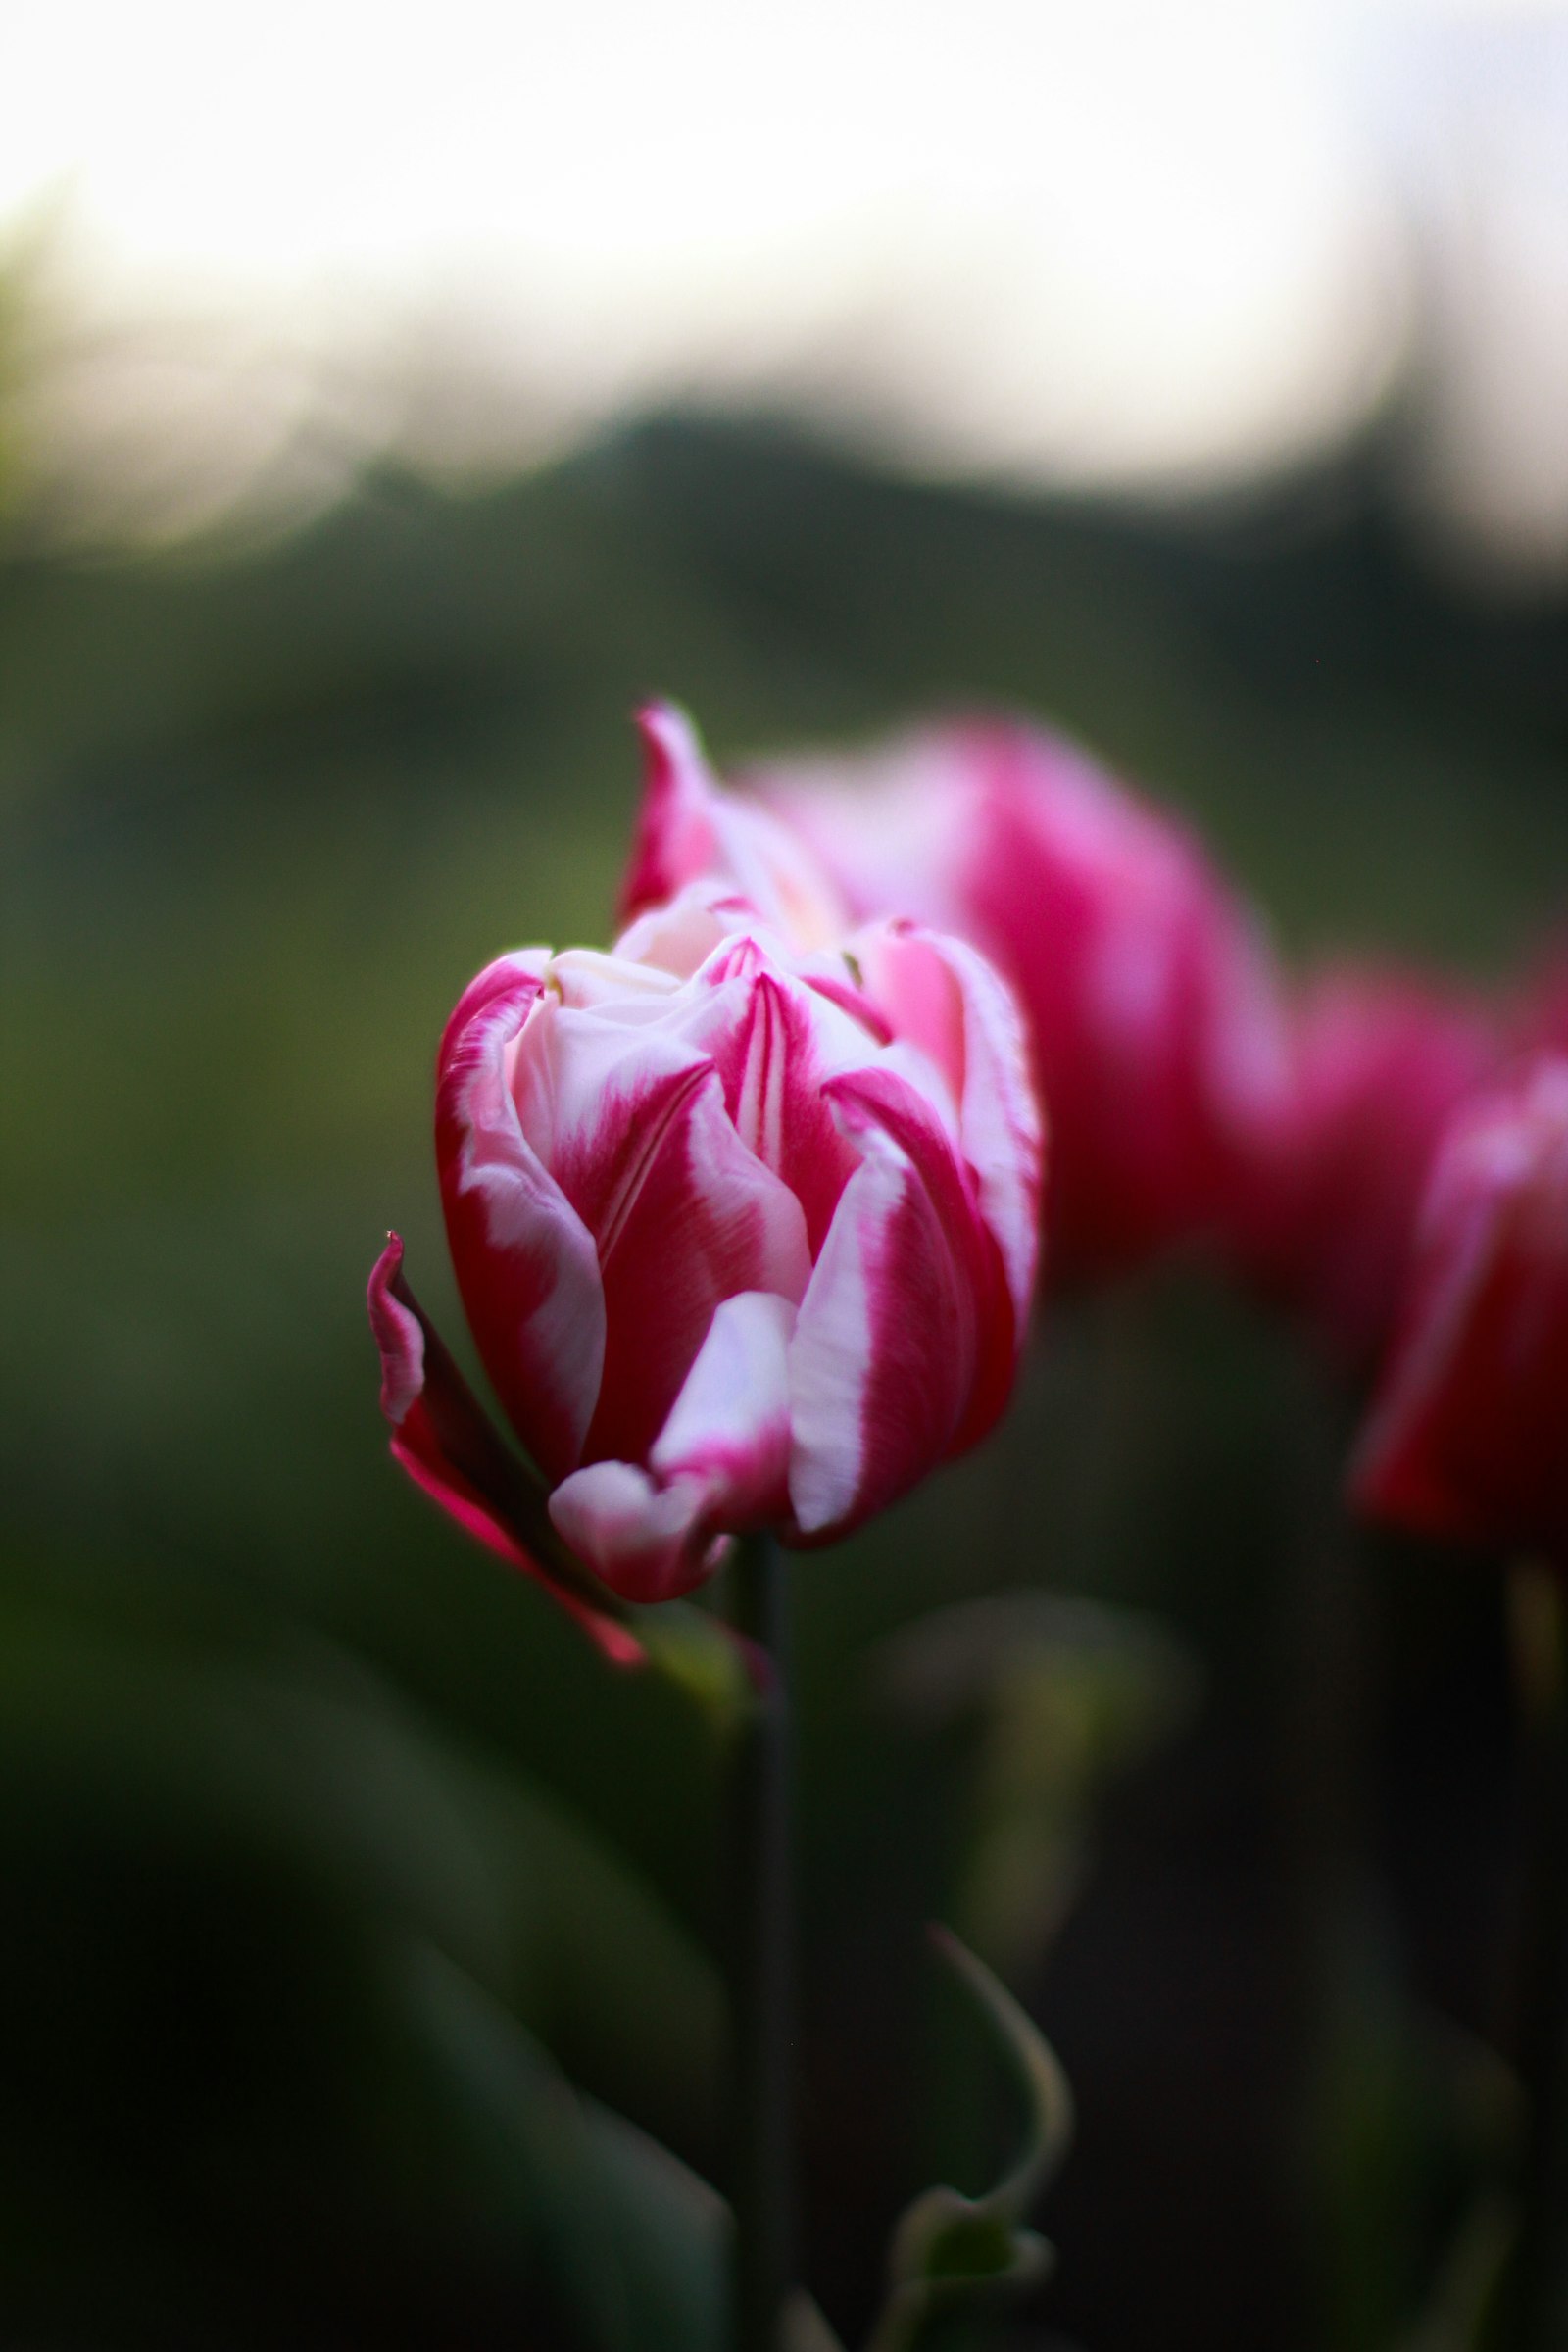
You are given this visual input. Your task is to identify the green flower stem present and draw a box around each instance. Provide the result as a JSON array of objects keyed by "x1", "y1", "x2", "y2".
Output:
[
  {"x1": 1501, "y1": 1563, "x2": 1568, "y2": 2352},
  {"x1": 727, "y1": 1531, "x2": 795, "y2": 2352}
]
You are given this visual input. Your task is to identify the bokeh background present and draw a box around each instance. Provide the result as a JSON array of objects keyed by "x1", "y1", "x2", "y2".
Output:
[{"x1": 2, "y1": 5, "x2": 1566, "y2": 2346}]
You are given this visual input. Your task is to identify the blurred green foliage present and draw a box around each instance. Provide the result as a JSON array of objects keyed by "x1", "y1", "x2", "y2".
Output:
[{"x1": 1, "y1": 409, "x2": 1560, "y2": 2348}]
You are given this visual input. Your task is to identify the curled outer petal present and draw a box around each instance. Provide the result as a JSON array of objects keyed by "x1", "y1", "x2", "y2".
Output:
[
  {"x1": 367, "y1": 1235, "x2": 643, "y2": 1665},
  {"x1": 1350, "y1": 1056, "x2": 1568, "y2": 1566},
  {"x1": 550, "y1": 1290, "x2": 797, "y2": 1602},
  {"x1": 436, "y1": 952, "x2": 606, "y2": 1483}
]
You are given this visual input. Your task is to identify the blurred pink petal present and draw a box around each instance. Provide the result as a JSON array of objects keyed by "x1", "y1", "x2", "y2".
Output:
[
  {"x1": 619, "y1": 700, "x2": 849, "y2": 947},
  {"x1": 1238, "y1": 965, "x2": 1497, "y2": 1370},
  {"x1": 1352, "y1": 1054, "x2": 1568, "y2": 1564},
  {"x1": 750, "y1": 716, "x2": 1288, "y2": 1281}
]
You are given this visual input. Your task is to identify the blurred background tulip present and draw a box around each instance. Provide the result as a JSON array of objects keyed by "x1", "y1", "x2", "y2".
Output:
[
  {"x1": 1353, "y1": 1054, "x2": 1568, "y2": 1566},
  {"x1": 753, "y1": 718, "x2": 1291, "y2": 1281},
  {"x1": 1236, "y1": 965, "x2": 1500, "y2": 1373}
]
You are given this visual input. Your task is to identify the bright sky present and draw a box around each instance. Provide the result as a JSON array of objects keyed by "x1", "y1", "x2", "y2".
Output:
[{"x1": 2, "y1": 0, "x2": 1566, "y2": 560}]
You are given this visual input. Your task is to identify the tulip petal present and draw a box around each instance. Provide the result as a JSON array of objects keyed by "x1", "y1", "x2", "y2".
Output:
[
  {"x1": 690, "y1": 944, "x2": 864, "y2": 1256},
  {"x1": 436, "y1": 953, "x2": 608, "y2": 1481},
  {"x1": 1351, "y1": 1059, "x2": 1568, "y2": 1561},
  {"x1": 368, "y1": 1236, "x2": 643, "y2": 1666},
  {"x1": 611, "y1": 880, "x2": 752, "y2": 982},
  {"x1": 617, "y1": 701, "x2": 726, "y2": 926},
  {"x1": 840, "y1": 1057, "x2": 1022, "y2": 1458},
  {"x1": 1350, "y1": 1184, "x2": 1509, "y2": 1541},
  {"x1": 551, "y1": 1291, "x2": 797, "y2": 1602},
  {"x1": 748, "y1": 729, "x2": 964, "y2": 932},
  {"x1": 852, "y1": 919, "x2": 1043, "y2": 1335},
  {"x1": 549, "y1": 1462, "x2": 725, "y2": 1606},
  {"x1": 760, "y1": 715, "x2": 1291, "y2": 1278},
  {"x1": 649, "y1": 1288, "x2": 797, "y2": 1509},
  {"x1": 544, "y1": 946, "x2": 683, "y2": 1013},
  {"x1": 591, "y1": 1074, "x2": 811, "y2": 1468},
  {"x1": 788, "y1": 1076, "x2": 982, "y2": 1538},
  {"x1": 510, "y1": 987, "x2": 812, "y2": 1468},
  {"x1": 619, "y1": 702, "x2": 849, "y2": 947},
  {"x1": 1237, "y1": 966, "x2": 1497, "y2": 1370}
]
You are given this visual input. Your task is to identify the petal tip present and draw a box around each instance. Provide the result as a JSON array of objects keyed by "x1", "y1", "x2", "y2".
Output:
[{"x1": 368, "y1": 1232, "x2": 423, "y2": 1426}]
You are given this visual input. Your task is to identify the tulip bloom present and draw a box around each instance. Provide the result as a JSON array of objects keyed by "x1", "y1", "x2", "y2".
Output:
[
  {"x1": 1351, "y1": 1054, "x2": 1568, "y2": 1565},
  {"x1": 1236, "y1": 967, "x2": 1497, "y2": 1371},
  {"x1": 725, "y1": 717, "x2": 1288, "y2": 1279},
  {"x1": 370, "y1": 773, "x2": 1042, "y2": 1642}
]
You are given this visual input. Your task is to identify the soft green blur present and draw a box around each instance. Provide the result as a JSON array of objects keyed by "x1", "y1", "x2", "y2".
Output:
[{"x1": 1, "y1": 405, "x2": 1560, "y2": 2351}]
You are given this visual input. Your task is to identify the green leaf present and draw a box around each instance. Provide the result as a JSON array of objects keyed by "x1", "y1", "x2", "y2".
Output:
[
  {"x1": 402, "y1": 1940, "x2": 728, "y2": 2352},
  {"x1": 863, "y1": 1929, "x2": 1073, "y2": 2352}
]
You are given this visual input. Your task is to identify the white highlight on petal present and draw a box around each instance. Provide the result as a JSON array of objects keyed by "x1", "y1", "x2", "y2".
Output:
[
  {"x1": 852, "y1": 918, "x2": 1043, "y2": 1334},
  {"x1": 549, "y1": 1460, "x2": 719, "y2": 1597},
  {"x1": 924, "y1": 931, "x2": 1043, "y2": 1333},
  {"x1": 786, "y1": 1137, "x2": 899, "y2": 1535},
  {"x1": 441, "y1": 967, "x2": 609, "y2": 1471},
  {"x1": 511, "y1": 990, "x2": 712, "y2": 1215},
  {"x1": 651, "y1": 1289, "x2": 797, "y2": 1502},
  {"x1": 613, "y1": 884, "x2": 748, "y2": 979},
  {"x1": 548, "y1": 946, "x2": 684, "y2": 1009}
]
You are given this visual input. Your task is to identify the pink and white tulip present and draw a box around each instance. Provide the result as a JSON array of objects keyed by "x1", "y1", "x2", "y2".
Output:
[
  {"x1": 1351, "y1": 1053, "x2": 1568, "y2": 1566},
  {"x1": 370, "y1": 743, "x2": 1042, "y2": 1643},
  {"x1": 729, "y1": 717, "x2": 1290, "y2": 1280}
]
